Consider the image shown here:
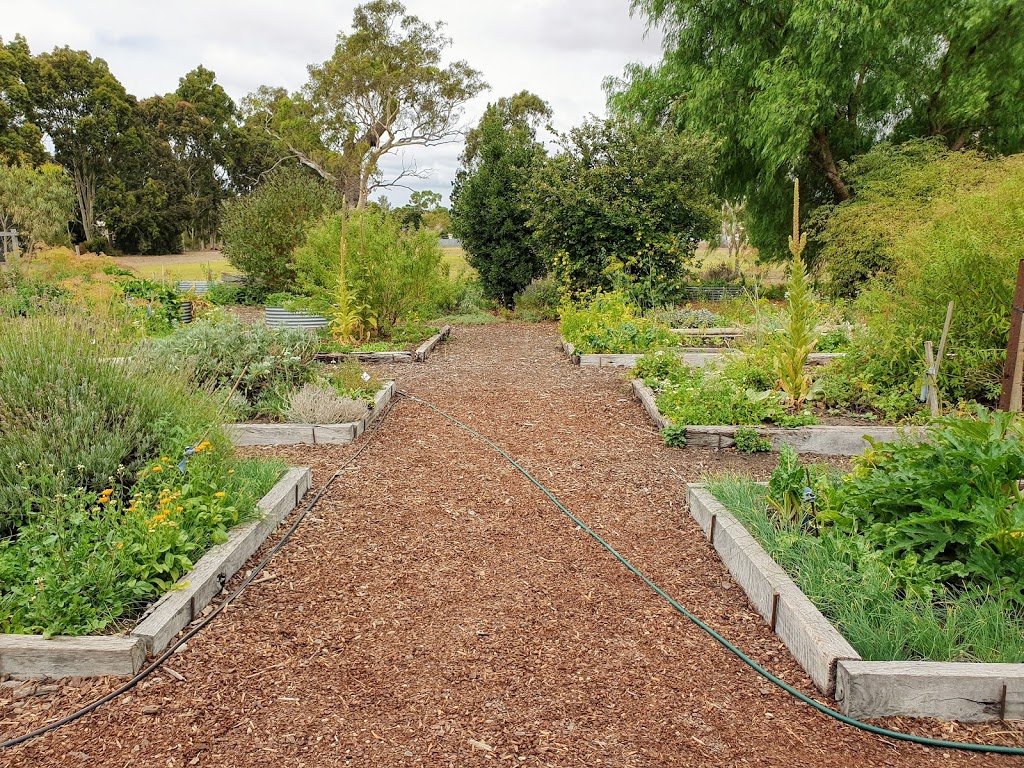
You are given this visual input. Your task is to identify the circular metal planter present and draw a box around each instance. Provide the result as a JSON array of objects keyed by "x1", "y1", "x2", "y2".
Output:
[
  {"x1": 178, "y1": 301, "x2": 194, "y2": 324},
  {"x1": 176, "y1": 280, "x2": 212, "y2": 295},
  {"x1": 264, "y1": 306, "x2": 329, "y2": 330}
]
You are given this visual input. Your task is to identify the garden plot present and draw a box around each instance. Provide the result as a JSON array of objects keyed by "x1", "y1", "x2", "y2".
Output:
[
  {"x1": 687, "y1": 477, "x2": 1024, "y2": 721},
  {"x1": 315, "y1": 324, "x2": 451, "y2": 364},
  {"x1": 562, "y1": 338, "x2": 841, "y2": 369},
  {"x1": 227, "y1": 381, "x2": 394, "y2": 446},
  {"x1": 632, "y1": 378, "x2": 910, "y2": 454},
  {"x1": 0, "y1": 469, "x2": 310, "y2": 679}
]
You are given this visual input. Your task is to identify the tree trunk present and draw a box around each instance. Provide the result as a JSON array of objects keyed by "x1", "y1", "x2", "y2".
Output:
[
  {"x1": 814, "y1": 130, "x2": 851, "y2": 202},
  {"x1": 72, "y1": 162, "x2": 96, "y2": 242}
]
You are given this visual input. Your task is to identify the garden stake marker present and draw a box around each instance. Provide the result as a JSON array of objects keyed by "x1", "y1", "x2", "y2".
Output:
[
  {"x1": 0, "y1": 386, "x2": 400, "y2": 752},
  {"x1": 394, "y1": 389, "x2": 1024, "y2": 757}
]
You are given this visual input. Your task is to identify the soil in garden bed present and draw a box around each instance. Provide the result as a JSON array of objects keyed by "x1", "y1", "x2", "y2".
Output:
[{"x1": 2, "y1": 322, "x2": 1019, "y2": 766}]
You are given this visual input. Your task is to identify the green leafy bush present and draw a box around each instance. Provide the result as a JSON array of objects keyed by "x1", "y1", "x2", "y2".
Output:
[
  {"x1": 733, "y1": 427, "x2": 772, "y2": 454},
  {"x1": 513, "y1": 276, "x2": 560, "y2": 321},
  {"x1": 221, "y1": 166, "x2": 338, "y2": 292},
  {"x1": 143, "y1": 316, "x2": 318, "y2": 418},
  {"x1": 648, "y1": 307, "x2": 720, "y2": 329},
  {"x1": 560, "y1": 292, "x2": 676, "y2": 354},
  {"x1": 0, "y1": 318, "x2": 283, "y2": 635},
  {"x1": 292, "y1": 209, "x2": 449, "y2": 333},
  {"x1": 709, "y1": 474, "x2": 1024, "y2": 663}
]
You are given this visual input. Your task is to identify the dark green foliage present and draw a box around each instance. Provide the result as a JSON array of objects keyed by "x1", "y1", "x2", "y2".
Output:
[
  {"x1": 220, "y1": 166, "x2": 338, "y2": 292},
  {"x1": 608, "y1": 0, "x2": 1024, "y2": 260},
  {"x1": 842, "y1": 410, "x2": 1024, "y2": 595},
  {"x1": 527, "y1": 118, "x2": 718, "y2": 308},
  {"x1": 451, "y1": 92, "x2": 550, "y2": 307}
]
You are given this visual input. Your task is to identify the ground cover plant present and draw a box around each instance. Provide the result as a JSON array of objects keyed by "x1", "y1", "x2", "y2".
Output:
[
  {"x1": 0, "y1": 318, "x2": 284, "y2": 636},
  {"x1": 143, "y1": 315, "x2": 382, "y2": 424},
  {"x1": 707, "y1": 410, "x2": 1024, "y2": 663},
  {"x1": 559, "y1": 291, "x2": 675, "y2": 354}
]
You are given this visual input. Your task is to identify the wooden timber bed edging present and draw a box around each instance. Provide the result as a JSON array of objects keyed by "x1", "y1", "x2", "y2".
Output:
[
  {"x1": 687, "y1": 484, "x2": 1024, "y2": 721},
  {"x1": 0, "y1": 468, "x2": 312, "y2": 679},
  {"x1": 562, "y1": 339, "x2": 841, "y2": 369},
  {"x1": 314, "y1": 325, "x2": 451, "y2": 365},
  {"x1": 631, "y1": 379, "x2": 914, "y2": 456},
  {"x1": 225, "y1": 382, "x2": 394, "y2": 447}
]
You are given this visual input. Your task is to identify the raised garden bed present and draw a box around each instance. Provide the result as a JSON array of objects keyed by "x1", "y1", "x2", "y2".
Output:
[
  {"x1": 0, "y1": 468, "x2": 311, "y2": 679},
  {"x1": 226, "y1": 381, "x2": 395, "y2": 446},
  {"x1": 315, "y1": 325, "x2": 451, "y2": 364},
  {"x1": 264, "y1": 306, "x2": 329, "y2": 330},
  {"x1": 632, "y1": 379, "x2": 912, "y2": 455},
  {"x1": 562, "y1": 339, "x2": 841, "y2": 369},
  {"x1": 686, "y1": 484, "x2": 1024, "y2": 721}
]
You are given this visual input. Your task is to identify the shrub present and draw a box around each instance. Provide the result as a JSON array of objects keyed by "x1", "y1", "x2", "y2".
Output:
[
  {"x1": 220, "y1": 166, "x2": 338, "y2": 292},
  {"x1": 284, "y1": 384, "x2": 368, "y2": 424},
  {"x1": 559, "y1": 292, "x2": 676, "y2": 354},
  {"x1": 527, "y1": 117, "x2": 719, "y2": 308},
  {"x1": 733, "y1": 427, "x2": 772, "y2": 453},
  {"x1": 292, "y1": 209, "x2": 448, "y2": 333},
  {"x1": 648, "y1": 307, "x2": 720, "y2": 329},
  {"x1": 143, "y1": 316, "x2": 318, "y2": 417},
  {"x1": 513, "y1": 276, "x2": 560, "y2": 321}
]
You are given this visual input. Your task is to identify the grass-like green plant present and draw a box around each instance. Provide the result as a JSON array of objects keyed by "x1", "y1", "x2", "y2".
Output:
[
  {"x1": 708, "y1": 473, "x2": 1024, "y2": 663},
  {"x1": 773, "y1": 179, "x2": 819, "y2": 408},
  {"x1": 0, "y1": 318, "x2": 283, "y2": 636}
]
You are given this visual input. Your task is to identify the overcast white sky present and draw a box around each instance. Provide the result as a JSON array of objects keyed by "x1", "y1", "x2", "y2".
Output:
[{"x1": 3, "y1": 0, "x2": 664, "y2": 206}]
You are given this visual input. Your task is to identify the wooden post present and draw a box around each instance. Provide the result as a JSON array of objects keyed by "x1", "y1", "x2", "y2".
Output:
[
  {"x1": 924, "y1": 342, "x2": 939, "y2": 417},
  {"x1": 999, "y1": 260, "x2": 1024, "y2": 411},
  {"x1": 935, "y1": 301, "x2": 954, "y2": 372}
]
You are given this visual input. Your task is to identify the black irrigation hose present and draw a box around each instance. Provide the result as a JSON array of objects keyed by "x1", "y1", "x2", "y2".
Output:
[
  {"x1": 0, "y1": 393, "x2": 400, "y2": 751},
  {"x1": 396, "y1": 390, "x2": 1024, "y2": 757}
]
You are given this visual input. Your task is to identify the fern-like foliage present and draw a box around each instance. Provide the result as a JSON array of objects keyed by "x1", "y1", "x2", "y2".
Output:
[{"x1": 774, "y1": 178, "x2": 819, "y2": 408}]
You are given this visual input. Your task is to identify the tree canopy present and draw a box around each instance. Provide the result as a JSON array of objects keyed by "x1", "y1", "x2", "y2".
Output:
[
  {"x1": 451, "y1": 91, "x2": 551, "y2": 307},
  {"x1": 607, "y1": 0, "x2": 1024, "y2": 258},
  {"x1": 251, "y1": 0, "x2": 486, "y2": 209}
]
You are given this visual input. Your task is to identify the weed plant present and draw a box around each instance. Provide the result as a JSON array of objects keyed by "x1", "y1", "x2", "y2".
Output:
[{"x1": 560, "y1": 292, "x2": 676, "y2": 354}]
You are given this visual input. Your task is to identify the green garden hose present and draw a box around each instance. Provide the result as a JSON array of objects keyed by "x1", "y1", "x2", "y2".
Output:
[{"x1": 397, "y1": 390, "x2": 1024, "y2": 757}]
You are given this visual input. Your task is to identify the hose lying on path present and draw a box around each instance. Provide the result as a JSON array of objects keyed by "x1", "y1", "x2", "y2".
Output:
[{"x1": 3, "y1": 390, "x2": 1021, "y2": 756}]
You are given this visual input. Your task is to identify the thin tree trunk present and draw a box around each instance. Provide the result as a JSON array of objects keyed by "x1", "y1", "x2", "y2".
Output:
[
  {"x1": 814, "y1": 130, "x2": 851, "y2": 202},
  {"x1": 73, "y1": 163, "x2": 96, "y2": 242}
]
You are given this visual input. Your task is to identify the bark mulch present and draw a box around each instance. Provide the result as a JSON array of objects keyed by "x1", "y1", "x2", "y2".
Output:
[{"x1": 2, "y1": 322, "x2": 1022, "y2": 767}]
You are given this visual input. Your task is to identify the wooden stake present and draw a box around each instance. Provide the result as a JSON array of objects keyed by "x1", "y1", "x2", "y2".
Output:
[
  {"x1": 924, "y1": 341, "x2": 939, "y2": 417},
  {"x1": 935, "y1": 301, "x2": 954, "y2": 373},
  {"x1": 999, "y1": 260, "x2": 1024, "y2": 411}
]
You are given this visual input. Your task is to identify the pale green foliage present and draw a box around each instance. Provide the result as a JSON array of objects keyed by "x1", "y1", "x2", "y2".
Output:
[
  {"x1": 773, "y1": 180, "x2": 818, "y2": 408},
  {"x1": 293, "y1": 208, "x2": 447, "y2": 331},
  {"x1": 0, "y1": 162, "x2": 74, "y2": 250}
]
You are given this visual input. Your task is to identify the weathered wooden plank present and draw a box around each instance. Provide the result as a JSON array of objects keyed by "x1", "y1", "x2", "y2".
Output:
[
  {"x1": 672, "y1": 327, "x2": 744, "y2": 337},
  {"x1": 312, "y1": 425, "x2": 357, "y2": 445},
  {"x1": 0, "y1": 635, "x2": 147, "y2": 680},
  {"x1": 631, "y1": 380, "x2": 671, "y2": 430},
  {"x1": 225, "y1": 424, "x2": 316, "y2": 446},
  {"x1": 687, "y1": 486, "x2": 859, "y2": 695},
  {"x1": 684, "y1": 425, "x2": 914, "y2": 456},
  {"x1": 415, "y1": 325, "x2": 451, "y2": 362},
  {"x1": 836, "y1": 660, "x2": 1024, "y2": 722}
]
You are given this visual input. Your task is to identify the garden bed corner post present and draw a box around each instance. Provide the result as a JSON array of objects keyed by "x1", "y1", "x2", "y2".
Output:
[{"x1": 999, "y1": 259, "x2": 1024, "y2": 412}]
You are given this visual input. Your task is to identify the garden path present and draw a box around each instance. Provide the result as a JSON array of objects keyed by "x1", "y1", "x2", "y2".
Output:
[{"x1": 4, "y1": 322, "x2": 1022, "y2": 766}]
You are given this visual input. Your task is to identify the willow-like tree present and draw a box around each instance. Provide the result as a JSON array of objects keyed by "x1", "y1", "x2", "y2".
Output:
[
  {"x1": 248, "y1": 0, "x2": 486, "y2": 209},
  {"x1": 607, "y1": 0, "x2": 1024, "y2": 258}
]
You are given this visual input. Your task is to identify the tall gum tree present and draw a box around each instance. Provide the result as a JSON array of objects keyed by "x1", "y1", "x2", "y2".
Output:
[
  {"x1": 607, "y1": 0, "x2": 1024, "y2": 259},
  {"x1": 249, "y1": 0, "x2": 486, "y2": 209}
]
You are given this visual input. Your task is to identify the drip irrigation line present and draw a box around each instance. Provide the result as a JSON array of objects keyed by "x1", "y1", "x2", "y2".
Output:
[
  {"x1": 0, "y1": 393, "x2": 400, "y2": 751},
  {"x1": 395, "y1": 390, "x2": 1024, "y2": 757}
]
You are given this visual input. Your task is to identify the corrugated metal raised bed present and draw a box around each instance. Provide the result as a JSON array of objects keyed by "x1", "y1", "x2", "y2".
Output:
[{"x1": 264, "y1": 307, "x2": 329, "y2": 330}]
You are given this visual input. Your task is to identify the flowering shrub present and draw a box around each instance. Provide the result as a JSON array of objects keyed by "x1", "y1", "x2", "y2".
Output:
[{"x1": 0, "y1": 319, "x2": 283, "y2": 636}]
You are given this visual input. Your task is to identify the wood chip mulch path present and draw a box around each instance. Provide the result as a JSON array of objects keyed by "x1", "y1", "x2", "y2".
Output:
[{"x1": 3, "y1": 322, "x2": 1022, "y2": 766}]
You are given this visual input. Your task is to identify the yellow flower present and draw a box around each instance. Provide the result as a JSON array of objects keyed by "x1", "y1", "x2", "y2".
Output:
[
  {"x1": 162, "y1": 457, "x2": 169, "y2": 462},
  {"x1": 176, "y1": 506, "x2": 184, "y2": 512},
  {"x1": 116, "y1": 541, "x2": 124, "y2": 550},
  {"x1": 152, "y1": 465, "x2": 163, "y2": 473},
  {"x1": 214, "y1": 491, "x2": 226, "y2": 498},
  {"x1": 102, "y1": 488, "x2": 113, "y2": 495}
]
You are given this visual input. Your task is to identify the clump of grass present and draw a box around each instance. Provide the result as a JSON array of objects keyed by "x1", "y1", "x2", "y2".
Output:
[
  {"x1": 706, "y1": 476, "x2": 1024, "y2": 662},
  {"x1": 284, "y1": 384, "x2": 368, "y2": 424}
]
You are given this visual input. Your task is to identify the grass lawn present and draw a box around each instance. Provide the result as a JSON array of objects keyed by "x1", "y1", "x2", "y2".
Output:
[
  {"x1": 112, "y1": 252, "x2": 232, "y2": 282},
  {"x1": 442, "y1": 246, "x2": 474, "y2": 278}
]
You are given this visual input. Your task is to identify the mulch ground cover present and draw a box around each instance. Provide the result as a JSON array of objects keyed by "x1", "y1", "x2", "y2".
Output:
[{"x1": 2, "y1": 322, "x2": 1022, "y2": 766}]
